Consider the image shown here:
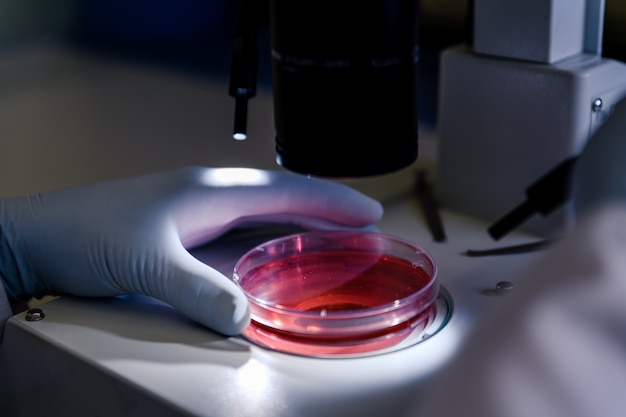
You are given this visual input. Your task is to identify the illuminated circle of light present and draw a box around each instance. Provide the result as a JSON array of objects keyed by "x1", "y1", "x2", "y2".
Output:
[{"x1": 203, "y1": 168, "x2": 271, "y2": 187}]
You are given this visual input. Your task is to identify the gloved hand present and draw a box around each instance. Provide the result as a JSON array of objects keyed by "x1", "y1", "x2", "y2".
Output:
[
  {"x1": 0, "y1": 167, "x2": 383, "y2": 335},
  {"x1": 572, "y1": 98, "x2": 626, "y2": 217}
]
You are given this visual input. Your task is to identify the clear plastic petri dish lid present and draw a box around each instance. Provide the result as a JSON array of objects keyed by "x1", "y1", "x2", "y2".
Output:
[{"x1": 233, "y1": 230, "x2": 445, "y2": 357}]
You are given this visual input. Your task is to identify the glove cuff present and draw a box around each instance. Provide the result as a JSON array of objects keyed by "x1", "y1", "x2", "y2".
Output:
[{"x1": 0, "y1": 199, "x2": 33, "y2": 303}]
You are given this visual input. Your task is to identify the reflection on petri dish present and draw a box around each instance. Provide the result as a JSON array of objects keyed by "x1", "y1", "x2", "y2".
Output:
[{"x1": 233, "y1": 231, "x2": 451, "y2": 358}]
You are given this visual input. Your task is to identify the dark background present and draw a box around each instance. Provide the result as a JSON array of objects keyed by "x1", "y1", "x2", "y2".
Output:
[{"x1": 1, "y1": 0, "x2": 624, "y2": 125}]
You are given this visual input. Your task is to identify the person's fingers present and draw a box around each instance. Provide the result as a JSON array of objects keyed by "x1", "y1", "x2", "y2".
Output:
[
  {"x1": 223, "y1": 213, "x2": 381, "y2": 233},
  {"x1": 256, "y1": 172, "x2": 384, "y2": 225},
  {"x1": 174, "y1": 168, "x2": 383, "y2": 245}
]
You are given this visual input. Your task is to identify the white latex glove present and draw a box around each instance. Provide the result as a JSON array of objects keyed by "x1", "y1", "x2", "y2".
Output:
[{"x1": 0, "y1": 167, "x2": 382, "y2": 335}]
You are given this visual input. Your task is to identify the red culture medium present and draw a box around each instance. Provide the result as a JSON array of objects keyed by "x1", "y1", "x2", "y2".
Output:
[{"x1": 234, "y1": 232, "x2": 439, "y2": 357}]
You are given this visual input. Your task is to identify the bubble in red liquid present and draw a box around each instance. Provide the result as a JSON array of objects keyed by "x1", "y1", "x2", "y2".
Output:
[{"x1": 238, "y1": 249, "x2": 438, "y2": 356}]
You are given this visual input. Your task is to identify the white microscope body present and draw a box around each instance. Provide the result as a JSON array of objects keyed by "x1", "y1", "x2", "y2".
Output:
[{"x1": 438, "y1": 0, "x2": 626, "y2": 237}]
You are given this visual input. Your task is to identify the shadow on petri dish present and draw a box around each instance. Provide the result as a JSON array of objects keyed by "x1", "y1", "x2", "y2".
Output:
[{"x1": 189, "y1": 226, "x2": 306, "y2": 277}]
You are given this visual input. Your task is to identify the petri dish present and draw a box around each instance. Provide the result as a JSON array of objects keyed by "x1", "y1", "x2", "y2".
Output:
[{"x1": 233, "y1": 231, "x2": 447, "y2": 358}]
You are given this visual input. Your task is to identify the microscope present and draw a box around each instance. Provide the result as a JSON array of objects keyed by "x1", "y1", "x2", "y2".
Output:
[
  {"x1": 231, "y1": 0, "x2": 626, "y2": 238},
  {"x1": 437, "y1": 0, "x2": 626, "y2": 238},
  {"x1": 4, "y1": 2, "x2": 626, "y2": 416},
  {"x1": 229, "y1": 0, "x2": 419, "y2": 177}
]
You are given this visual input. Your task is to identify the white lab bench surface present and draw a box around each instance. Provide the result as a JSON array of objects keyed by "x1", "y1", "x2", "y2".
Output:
[{"x1": 0, "y1": 42, "x2": 543, "y2": 416}]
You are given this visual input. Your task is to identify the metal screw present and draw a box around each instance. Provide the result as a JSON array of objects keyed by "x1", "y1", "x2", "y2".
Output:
[
  {"x1": 592, "y1": 98, "x2": 603, "y2": 112},
  {"x1": 495, "y1": 281, "x2": 514, "y2": 296},
  {"x1": 25, "y1": 308, "x2": 45, "y2": 322}
]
